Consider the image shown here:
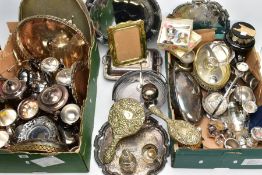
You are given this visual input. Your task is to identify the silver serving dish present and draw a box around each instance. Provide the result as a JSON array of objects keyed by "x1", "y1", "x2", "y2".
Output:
[
  {"x1": 112, "y1": 71, "x2": 167, "y2": 107},
  {"x1": 169, "y1": 68, "x2": 203, "y2": 124},
  {"x1": 193, "y1": 41, "x2": 232, "y2": 91},
  {"x1": 94, "y1": 117, "x2": 169, "y2": 175},
  {"x1": 103, "y1": 49, "x2": 162, "y2": 81},
  {"x1": 87, "y1": 0, "x2": 161, "y2": 42},
  {"x1": 168, "y1": 0, "x2": 229, "y2": 38},
  {"x1": 14, "y1": 116, "x2": 60, "y2": 143},
  {"x1": 234, "y1": 86, "x2": 256, "y2": 103}
]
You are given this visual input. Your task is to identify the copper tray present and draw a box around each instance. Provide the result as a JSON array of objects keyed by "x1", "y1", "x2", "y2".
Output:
[{"x1": 94, "y1": 117, "x2": 169, "y2": 175}]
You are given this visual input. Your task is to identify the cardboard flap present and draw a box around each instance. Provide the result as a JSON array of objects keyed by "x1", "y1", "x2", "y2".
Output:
[
  {"x1": 246, "y1": 49, "x2": 262, "y2": 106},
  {"x1": 0, "y1": 23, "x2": 19, "y2": 79}
]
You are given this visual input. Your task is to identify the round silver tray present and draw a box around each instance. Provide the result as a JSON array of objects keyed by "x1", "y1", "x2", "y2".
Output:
[
  {"x1": 112, "y1": 71, "x2": 167, "y2": 107},
  {"x1": 87, "y1": 0, "x2": 161, "y2": 42},
  {"x1": 94, "y1": 117, "x2": 169, "y2": 175}
]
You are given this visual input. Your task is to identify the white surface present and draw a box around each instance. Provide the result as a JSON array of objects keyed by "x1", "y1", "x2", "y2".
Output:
[{"x1": 1, "y1": 0, "x2": 262, "y2": 174}]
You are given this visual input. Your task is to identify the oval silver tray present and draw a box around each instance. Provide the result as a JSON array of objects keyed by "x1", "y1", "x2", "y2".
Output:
[
  {"x1": 169, "y1": 67, "x2": 203, "y2": 124},
  {"x1": 94, "y1": 117, "x2": 169, "y2": 175}
]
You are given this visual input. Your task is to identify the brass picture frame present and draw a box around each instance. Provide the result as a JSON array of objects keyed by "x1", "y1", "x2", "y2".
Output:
[{"x1": 108, "y1": 20, "x2": 147, "y2": 66}]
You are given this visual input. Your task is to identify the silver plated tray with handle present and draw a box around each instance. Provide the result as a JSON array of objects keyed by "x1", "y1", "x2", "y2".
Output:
[{"x1": 94, "y1": 117, "x2": 169, "y2": 175}]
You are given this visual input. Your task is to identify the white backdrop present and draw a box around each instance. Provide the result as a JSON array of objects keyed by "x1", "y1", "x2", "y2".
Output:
[{"x1": 1, "y1": 0, "x2": 262, "y2": 175}]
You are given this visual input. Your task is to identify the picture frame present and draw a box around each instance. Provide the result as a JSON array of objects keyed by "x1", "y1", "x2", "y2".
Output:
[{"x1": 107, "y1": 20, "x2": 147, "y2": 66}]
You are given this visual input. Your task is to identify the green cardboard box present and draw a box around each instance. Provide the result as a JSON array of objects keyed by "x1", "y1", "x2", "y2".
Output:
[{"x1": 166, "y1": 45, "x2": 262, "y2": 169}]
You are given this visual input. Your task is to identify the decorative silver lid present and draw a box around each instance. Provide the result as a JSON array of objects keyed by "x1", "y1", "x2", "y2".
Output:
[
  {"x1": 17, "y1": 98, "x2": 39, "y2": 120},
  {"x1": 0, "y1": 130, "x2": 9, "y2": 148},
  {"x1": 0, "y1": 108, "x2": 17, "y2": 127},
  {"x1": 60, "y1": 104, "x2": 80, "y2": 125},
  {"x1": 38, "y1": 85, "x2": 69, "y2": 113},
  {"x1": 56, "y1": 68, "x2": 72, "y2": 86},
  {"x1": 40, "y1": 57, "x2": 60, "y2": 73},
  {"x1": 202, "y1": 92, "x2": 228, "y2": 117},
  {"x1": 1, "y1": 79, "x2": 27, "y2": 100}
]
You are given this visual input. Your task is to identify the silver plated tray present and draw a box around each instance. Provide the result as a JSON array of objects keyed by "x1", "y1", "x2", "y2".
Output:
[
  {"x1": 87, "y1": 0, "x2": 161, "y2": 42},
  {"x1": 94, "y1": 117, "x2": 169, "y2": 175},
  {"x1": 103, "y1": 49, "x2": 162, "y2": 81},
  {"x1": 112, "y1": 71, "x2": 167, "y2": 107},
  {"x1": 168, "y1": 0, "x2": 230, "y2": 38},
  {"x1": 169, "y1": 67, "x2": 203, "y2": 124}
]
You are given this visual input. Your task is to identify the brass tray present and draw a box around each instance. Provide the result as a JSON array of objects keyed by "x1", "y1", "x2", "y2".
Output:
[
  {"x1": 19, "y1": 0, "x2": 94, "y2": 44},
  {"x1": 94, "y1": 117, "x2": 169, "y2": 175},
  {"x1": 13, "y1": 15, "x2": 90, "y2": 68}
]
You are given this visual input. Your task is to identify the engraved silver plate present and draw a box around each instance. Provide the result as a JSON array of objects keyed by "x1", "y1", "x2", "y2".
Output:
[{"x1": 15, "y1": 116, "x2": 60, "y2": 143}]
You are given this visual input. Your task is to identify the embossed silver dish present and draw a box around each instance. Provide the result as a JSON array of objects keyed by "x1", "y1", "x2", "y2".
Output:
[
  {"x1": 193, "y1": 41, "x2": 232, "y2": 91},
  {"x1": 94, "y1": 117, "x2": 169, "y2": 175},
  {"x1": 14, "y1": 116, "x2": 60, "y2": 143},
  {"x1": 202, "y1": 92, "x2": 228, "y2": 118},
  {"x1": 112, "y1": 71, "x2": 167, "y2": 107}
]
